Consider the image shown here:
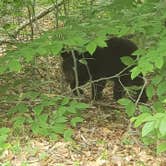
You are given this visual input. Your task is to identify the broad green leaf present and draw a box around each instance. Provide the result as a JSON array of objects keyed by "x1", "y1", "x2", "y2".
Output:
[
  {"x1": 36, "y1": 46, "x2": 48, "y2": 55},
  {"x1": 125, "y1": 101, "x2": 136, "y2": 117},
  {"x1": 139, "y1": 105, "x2": 151, "y2": 113},
  {"x1": 37, "y1": 114, "x2": 48, "y2": 125},
  {"x1": 157, "y1": 142, "x2": 166, "y2": 154},
  {"x1": 94, "y1": 36, "x2": 107, "y2": 48},
  {"x1": 20, "y1": 47, "x2": 35, "y2": 62},
  {"x1": 118, "y1": 98, "x2": 131, "y2": 106},
  {"x1": 74, "y1": 102, "x2": 89, "y2": 110},
  {"x1": 67, "y1": 106, "x2": 77, "y2": 114},
  {"x1": 86, "y1": 41, "x2": 97, "y2": 55},
  {"x1": 151, "y1": 75, "x2": 162, "y2": 85},
  {"x1": 159, "y1": 116, "x2": 166, "y2": 136},
  {"x1": 51, "y1": 42, "x2": 63, "y2": 55},
  {"x1": 142, "y1": 121, "x2": 155, "y2": 137},
  {"x1": 52, "y1": 123, "x2": 66, "y2": 134},
  {"x1": 56, "y1": 106, "x2": 67, "y2": 116},
  {"x1": 141, "y1": 62, "x2": 154, "y2": 75},
  {"x1": 132, "y1": 113, "x2": 152, "y2": 127},
  {"x1": 71, "y1": 117, "x2": 84, "y2": 127},
  {"x1": 121, "y1": 56, "x2": 135, "y2": 66},
  {"x1": 55, "y1": 117, "x2": 67, "y2": 123},
  {"x1": 153, "y1": 113, "x2": 165, "y2": 119},
  {"x1": 153, "y1": 101, "x2": 165, "y2": 113},
  {"x1": 131, "y1": 67, "x2": 141, "y2": 79},
  {"x1": 157, "y1": 82, "x2": 166, "y2": 96},
  {"x1": 146, "y1": 84, "x2": 154, "y2": 100},
  {"x1": 64, "y1": 129, "x2": 73, "y2": 142},
  {"x1": 154, "y1": 57, "x2": 164, "y2": 69}
]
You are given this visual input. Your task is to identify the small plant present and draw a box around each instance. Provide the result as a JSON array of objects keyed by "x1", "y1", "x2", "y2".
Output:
[
  {"x1": 0, "y1": 127, "x2": 10, "y2": 154},
  {"x1": 8, "y1": 93, "x2": 88, "y2": 141},
  {"x1": 131, "y1": 111, "x2": 166, "y2": 154}
]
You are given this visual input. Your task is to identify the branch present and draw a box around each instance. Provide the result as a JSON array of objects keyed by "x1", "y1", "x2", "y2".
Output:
[
  {"x1": 0, "y1": 1, "x2": 64, "y2": 45},
  {"x1": 13, "y1": 1, "x2": 63, "y2": 36}
]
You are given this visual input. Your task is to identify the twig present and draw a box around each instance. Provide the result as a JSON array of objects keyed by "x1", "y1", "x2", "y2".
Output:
[
  {"x1": 12, "y1": 1, "x2": 63, "y2": 37},
  {"x1": 135, "y1": 76, "x2": 147, "y2": 106},
  {"x1": 71, "y1": 50, "x2": 81, "y2": 96},
  {"x1": 0, "y1": 1, "x2": 64, "y2": 45}
]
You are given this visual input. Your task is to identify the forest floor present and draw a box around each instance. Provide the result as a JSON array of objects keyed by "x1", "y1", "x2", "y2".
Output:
[
  {"x1": 0, "y1": 57, "x2": 166, "y2": 166},
  {"x1": 1, "y1": 101, "x2": 166, "y2": 165}
]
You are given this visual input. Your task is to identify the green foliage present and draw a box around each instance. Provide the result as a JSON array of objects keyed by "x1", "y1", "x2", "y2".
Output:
[
  {"x1": 7, "y1": 93, "x2": 88, "y2": 141},
  {"x1": 118, "y1": 98, "x2": 136, "y2": 117},
  {"x1": 131, "y1": 112, "x2": 166, "y2": 153},
  {"x1": 120, "y1": 56, "x2": 136, "y2": 66},
  {"x1": 0, "y1": 128, "x2": 10, "y2": 154},
  {"x1": 1, "y1": 0, "x2": 166, "y2": 154}
]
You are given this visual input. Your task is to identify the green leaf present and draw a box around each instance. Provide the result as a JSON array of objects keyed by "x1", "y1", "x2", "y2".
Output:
[
  {"x1": 94, "y1": 37, "x2": 107, "y2": 47},
  {"x1": 132, "y1": 113, "x2": 152, "y2": 127},
  {"x1": 55, "y1": 117, "x2": 67, "y2": 123},
  {"x1": 71, "y1": 117, "x2": 84, "y2": 127},
  {"x1": 142, "y1": 121, "x2": 155, "y2": 137},
  {"x1": 141, "y1": 62, "x2": 154, "y2": 75},
  {"x1": 131, "y1": 67, "x2": 141, "y2": 79},
  {"x1": 74, "y1": 102, "x2": 89, "y2": 110},
  {"x1": 139, "y1": 105, "x2": 151, "y2": 113},
  {"x1": 36, "y1": 44, "x2": 48, "y2": 55},
  {"x1": 64, "y1": 129, "x2": 73, "y2": 142},
  {"x1": 146, "y1": 84, "x2": 155, "y2": 100},
  {"x1": 86, "y1": 41, "x2": 97, "y2": 55},
  {"x1": 20, "y1": 47, "x2": 35, "y2": 62},
  {"x1": 51, "y1": 42, "x2": 63, "y2": 55},
  {"x1": 118, "y1": 98, "x2": 136, "y2": 117},
  {"x1": 151, "y1": 75, "x2": 162, "y2": 85},
  {"x1": 33, "y1": 105, "x2": 44, "y2": 116},
  {"x1": 61, "y1": 97, "x2": 70, "y2": 106},
  {"x1": 157, "y1": 82, "x2": 166, "y2": 96},
  {"x1": 56, "y1": 106, "x2": 67, "y2": 116},
  {"x1": 9, "y1": 103, "x2": 28, "y2": 114},
  {"x1": 154, "y1": 57, "x2": 164, "y2": 69},
  {"x1": 79, "y1": 58, "x2": 88, "y2": 65},
  {"x1": 157, "y1": 142, "x2": 166, "y2": 154},
  {"x1": 117, "y1": 98, "x2": 131, "y2": 106},
  {"x1": 0, "y1": 66, "x2": 7, "y2": 74},
  {"x1": 159, "y1": 116, "x2": 166, "y2": 136},
  {"x1": 153, "y1": 101, "x2": 165, "y2": 113},
  {"x1": 8, "y1": 59, "x2": 21, "y2": 72},
  {"x1": 0, "y1": 128, "x2": 10, "y2": 135},
  {"x1": 52, "y1": 123, "x2": 66, "y2": 134},
  {"x1": 142, "y1": 136, "x2": 155, "y2": 145},
  {"x1": 125, "y1": 101, "x2": 136, "y2": 117},
  {"x1": 37, "y1": 114, "x2": 48, "y2": 126},
  {"x1": 121, "y1": 56, "x2": 135, "y2": 66},
  {"x1": 67, "y1": 106, "x2": 77, "y2": 114}
]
